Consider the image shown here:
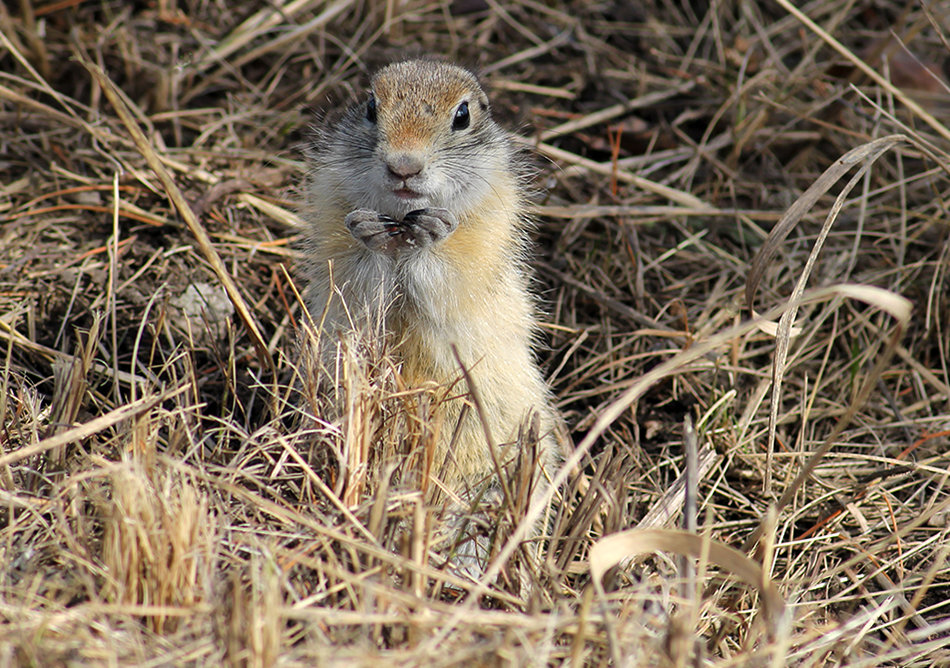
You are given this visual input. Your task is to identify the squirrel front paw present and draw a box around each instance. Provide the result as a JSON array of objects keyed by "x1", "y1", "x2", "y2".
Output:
[
  {"x1": 345, "y1": 207, "x2": 458, "y2": 252},
  {"x1": 402, "y1": 208, "x2": 459, "y2": 247},
  {"x1": 344, "y1": 209, "x2": 405, "y2": 253}
]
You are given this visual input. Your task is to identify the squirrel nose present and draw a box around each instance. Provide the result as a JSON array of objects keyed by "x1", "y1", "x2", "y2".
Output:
[{"x1": 386, "y1": 153, "x2": 424, "y2": 179}]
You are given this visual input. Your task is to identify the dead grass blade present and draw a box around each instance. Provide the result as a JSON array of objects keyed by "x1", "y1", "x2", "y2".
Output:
[
  {"x1": 194, "y1": 0, "x2": 344, "y2": 71},
  {"x1": 746, "y1": 134, "x2": 910, "y2": 491},
  {"x1": 539, "y1": 79, "x2": 697, "y2": 141},
  {"x1": 81, "y1": 61, "x2": 276, "y2": 380},
  {"x1": 530, "y1": 139, "x2": 715, "y2": 210},
  {"x1": 0, "y1": 386, "x2": 187, "y2": 467},
  {"x1": 742, "y1": 283, "x2": 912, "y2": 552},
  {"x1": 637, "y1": 445, "x2": 718, "y2": 530},
  {"x1": 745, "y1": 135, "x2": 909, "y2": 315},
  {"x1": 589, "y1": 528, "x2": 789, "y2": 639},
  {"x1": 775, "y1": 0, "x2": 950, "y2": 145}
]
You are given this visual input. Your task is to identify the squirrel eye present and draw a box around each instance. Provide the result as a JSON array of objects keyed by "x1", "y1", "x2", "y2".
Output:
[
  {"x1": 452, "y1": 101, "x2": 470, "y2": 131},
  {"x1": 365, "y1": 96, "x2": 377, "y2": 124}
]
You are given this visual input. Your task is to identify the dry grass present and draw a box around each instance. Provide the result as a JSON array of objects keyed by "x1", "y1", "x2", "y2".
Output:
[{"x1": 2, "y1": 0, "x2": 950, "y2": 665}]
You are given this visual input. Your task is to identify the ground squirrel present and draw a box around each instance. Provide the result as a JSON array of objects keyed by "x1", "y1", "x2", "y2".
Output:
[{"x1": 300, "y1": 58, "x2": 559, "y2": 509}]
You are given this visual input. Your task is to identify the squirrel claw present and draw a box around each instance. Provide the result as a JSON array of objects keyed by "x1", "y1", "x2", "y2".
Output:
[
  {"x1": 401, "y1": 207, "x2": 459, "y2": 246},
  {"x1": 345, "y1": 207, "x2": 457, "y2": 252},
  {"x1": 345, "y1": 209, "x2": 406, "y2": 252}
]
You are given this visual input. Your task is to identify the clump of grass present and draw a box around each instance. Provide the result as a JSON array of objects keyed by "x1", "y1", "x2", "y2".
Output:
[{"x1": 100, "y1": 457, "x2": 217, "y2": 634}]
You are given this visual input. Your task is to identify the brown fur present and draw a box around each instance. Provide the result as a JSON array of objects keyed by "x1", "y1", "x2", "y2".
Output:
[{"x1": 301, "y1": 59, "x2": 558, "y2": 494}]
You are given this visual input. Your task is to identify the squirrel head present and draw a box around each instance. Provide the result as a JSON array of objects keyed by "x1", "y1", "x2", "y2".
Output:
[{"x1": 321, "y1": 59, "x2": 514, "y2": 220}]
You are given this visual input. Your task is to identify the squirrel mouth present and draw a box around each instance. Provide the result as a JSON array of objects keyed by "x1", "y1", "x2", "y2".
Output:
[{"x1": 393, "y1": 187, "x2": 422, "y2": 200}]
